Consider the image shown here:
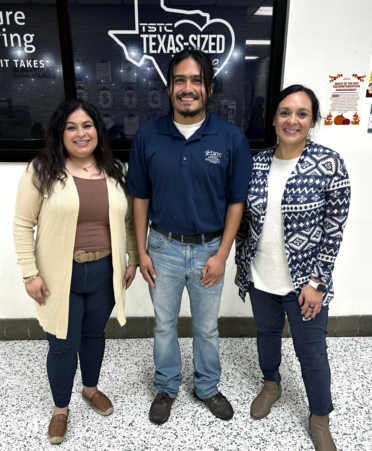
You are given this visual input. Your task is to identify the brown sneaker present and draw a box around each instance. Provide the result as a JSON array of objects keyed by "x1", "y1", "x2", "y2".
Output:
[
  {"x1": 193, "y1": 390, "x2": 234, "y2": 420},
  {"x1": 250, "y1": 381, "x2": 282, "y2": 420},
  {"x1": 82, "y1": 390, "x2": 114, "y2": 416},
  {"x1": 48, "y1": 411, "x2": 68, "y2": 444},
  {"x1": 149, "y1": 392, "x2": 175, "y2": 424},
  {"x1": 309, "y1": 414, "x2": 337, "y2": 451}
]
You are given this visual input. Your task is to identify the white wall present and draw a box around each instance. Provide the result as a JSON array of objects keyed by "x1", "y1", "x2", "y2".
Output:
[
  {"x1": 1, "y1": 0, "x2": 372, "y2": 319},
  {"x1": 282, "y1": 0, "x2": 372, "y2": 316}
]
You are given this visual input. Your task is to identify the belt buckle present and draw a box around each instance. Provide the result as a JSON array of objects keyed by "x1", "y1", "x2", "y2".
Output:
[{"x1": 181, "y1": 235, "x2": 195, "y2": 245}]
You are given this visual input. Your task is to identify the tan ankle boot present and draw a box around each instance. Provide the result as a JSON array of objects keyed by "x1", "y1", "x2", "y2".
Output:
[
  {"x1": 309, "y1": 414, "x2": 337, "y2": 450},
  {"x1": 250, "y1": 381, "x2": 282, "y2": 420}
]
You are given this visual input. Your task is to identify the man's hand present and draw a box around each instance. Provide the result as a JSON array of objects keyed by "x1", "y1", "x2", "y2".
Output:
[
  {"x1": 139, "y1": 253, "x2": 157, "y2": 289},
  {"x1": 25, "y1": 276, "x2": 50, "y2": 306},
  {"x1": 122, "y1": 264, "x2": 137, "y2": 290},
  {"x1": 201, "y1": 254, "x2": 226, "y2": 288},
  {"x1": 298, "y1": 280, "x2": 324, "y2": 320}
]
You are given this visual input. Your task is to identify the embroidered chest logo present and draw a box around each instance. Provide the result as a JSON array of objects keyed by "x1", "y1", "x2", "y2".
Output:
[{"x1": 205, "y1": 150, "x2": 222, "y2": 164}]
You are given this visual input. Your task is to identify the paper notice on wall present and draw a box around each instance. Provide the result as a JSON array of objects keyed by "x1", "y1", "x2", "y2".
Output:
[
  {"x1": 121, "y1": 62, "x2": 137, "y2": 83},
  {"x1": 101, "y1": 113, "x2": 114, "y2": 131},
  {"x1": 364, "y1": 50, "x2": 372, "y2": 104},
  {"x1": 147, "y1": 87, "x2": 163, "y2": 109},
  {"x1": 96, "y1": 60, "x2": 112, "y2": 83},
  {"x1": 123, "y1": 87, "x2": 138, "y2": 109},
  {"x1": 324, "y1": 73, "x2": 366, "y2": 126},
  {"x1": 368, "y1": 106, "x2": 372, "y2": 132},
  {"x1": 98, "y1": 87, "x2": 113, "y2": 109},
  {"x1": 227, "y1": 101, "x2": 236, "y2": 124},
  {"x1": 76, "y1": 84, "x2": 88, "y2": 101}
]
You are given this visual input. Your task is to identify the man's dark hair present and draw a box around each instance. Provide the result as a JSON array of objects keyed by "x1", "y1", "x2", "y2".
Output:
[
  {"x1": 166, "y1": 48, "x2": 214, "y2": 113},
  {"x1": 273, "y1": 84, "x2": 321, "y2": 126}
]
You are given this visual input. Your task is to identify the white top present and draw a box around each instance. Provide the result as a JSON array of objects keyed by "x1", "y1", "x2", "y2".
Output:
[
  {"x1": 173, "y1": 117, "x2": 205, "y2": 140},
  {"x1": 249, "y1": 155, "x2": 299, "y2": 295}
]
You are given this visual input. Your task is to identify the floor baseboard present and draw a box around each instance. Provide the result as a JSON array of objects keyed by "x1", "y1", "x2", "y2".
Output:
[{"x1": 1, "y1": 316, "x2": 371, "y2": 340}]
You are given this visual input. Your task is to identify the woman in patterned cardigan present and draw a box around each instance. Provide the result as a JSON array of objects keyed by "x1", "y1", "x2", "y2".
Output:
[{"x1": 235, "y1": 85, "x2": 350, "y2": 451}]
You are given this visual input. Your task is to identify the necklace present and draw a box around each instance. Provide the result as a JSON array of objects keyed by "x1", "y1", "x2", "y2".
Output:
[{"x1": 69, "y1": 158, "x2": 96, "y2": 172}]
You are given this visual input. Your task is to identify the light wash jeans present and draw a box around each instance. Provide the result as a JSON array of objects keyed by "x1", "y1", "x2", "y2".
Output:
[{"x1": 148, "y1": 227, "x2": 224, "y2": 399}]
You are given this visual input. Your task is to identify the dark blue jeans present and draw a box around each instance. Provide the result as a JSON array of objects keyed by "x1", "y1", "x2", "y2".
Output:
[
  {"x1": 249, "y1": 283, "x2": 333, "y2": 416},
  {"x1": 47, "y1": 255, "x2": 115, "y2": 408}
]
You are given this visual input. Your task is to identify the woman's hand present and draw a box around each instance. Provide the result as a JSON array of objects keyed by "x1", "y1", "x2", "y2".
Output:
[
  {"x1": 122, "y1": 265, "x2": 137, "y2": 289},
  {"x1": 25, "y1": 276, "x2": 50, "y2": 306},
  {"x1": 235, "y1": 266, "x2": 240, "y2": 286},
  {"x1": 298, "y1": 282, "x2": 323, "y2": 320}
]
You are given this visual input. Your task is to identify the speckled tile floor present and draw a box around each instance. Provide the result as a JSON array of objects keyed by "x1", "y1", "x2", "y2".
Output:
[{"x1": 0, "y1": 337, "x2": 371, "y2": 451}]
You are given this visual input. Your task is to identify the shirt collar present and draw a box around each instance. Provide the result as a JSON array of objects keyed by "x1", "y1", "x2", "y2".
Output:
[{"x1": 157, "y1": 110, "x2": 218, "y2": 136}]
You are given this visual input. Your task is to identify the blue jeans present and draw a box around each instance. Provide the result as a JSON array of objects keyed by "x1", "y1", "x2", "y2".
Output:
[
  {"x1": 47, "y1": 255, "x2": 115, "y2": 408},
  {"x1": 249, "y1": 283, "x2": 333, "y2": 416},
  {"x1": 148, "y1": 228, "x2": 224, "y2": 399}
]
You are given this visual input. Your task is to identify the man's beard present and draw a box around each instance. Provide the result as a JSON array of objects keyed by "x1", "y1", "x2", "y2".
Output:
[
  {"x1": 172, "y1": 92, "x2": 208, "y2": 118},
  {"x1": 177, "y1": 105, "x2": 206, "y2": 118}
]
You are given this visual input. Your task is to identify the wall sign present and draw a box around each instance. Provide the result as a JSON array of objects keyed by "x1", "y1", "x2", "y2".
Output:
[
  {"x1": 324, "y1": 73, "x2": 366, "y2": 126},
  {"x1": 0, "y1": 2, "x2": 64, "y2": 146},
  {"x1": 109, "y1": 0, "x2": 234, "y2": 85}
]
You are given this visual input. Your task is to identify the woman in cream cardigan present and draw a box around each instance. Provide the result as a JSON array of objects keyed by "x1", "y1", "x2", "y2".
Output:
[{"x1": 13, "y1": 99, "x2": 139, "y2": 444}]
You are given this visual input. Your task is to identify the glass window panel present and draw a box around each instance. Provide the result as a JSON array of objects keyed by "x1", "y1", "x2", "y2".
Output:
[
  {"x1": 0, "y1": 1, "x2": 64, "y2": 140},
  {"x1": 69, "y1": 0, "x2": 274, "y2": 142}
]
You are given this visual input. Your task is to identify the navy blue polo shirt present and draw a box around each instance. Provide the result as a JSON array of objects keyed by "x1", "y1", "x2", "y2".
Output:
[{"x1": 127, "y1": 110, "x2": 252, "y2": 235}]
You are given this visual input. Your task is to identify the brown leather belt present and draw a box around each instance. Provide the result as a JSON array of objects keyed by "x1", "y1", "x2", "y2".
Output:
[{"x1": 73, "y1": 250, "x2": 111, "y2": 263}]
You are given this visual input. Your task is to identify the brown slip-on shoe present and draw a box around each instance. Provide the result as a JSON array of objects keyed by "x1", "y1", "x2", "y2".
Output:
[
  {"x1": 149, "y1": 392, "x2": 175, "y2": 424},
  {"x1": 193, "y1": 390, "x2": 234, "y2": 420},
  {"x1": 309, "y1": 414, "x2": 337, "y2": 451},
  {"x1": 250, "y1": 381, "x2": 282, "y2": 420},
  {"x1": 48, "y1": 411, "x2": 68, "y2": 444},
  {"x1": 82, "y1": 390, "x2": 114, "y2": 416}
]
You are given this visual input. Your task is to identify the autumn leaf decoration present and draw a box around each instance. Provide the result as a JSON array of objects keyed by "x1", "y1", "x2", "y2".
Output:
[
  {"x1": 352, "y1": 74, "x2": 366, "y2": 82},
  {"x1": 324, "y1": 112, "x2": 333, "y2": 125},
  {"x1": 351, "y1": 112, "x2": 360, "y2": 125},
  {"x1": 329, "y1": 74, "x2": 343, "y2": 83}
]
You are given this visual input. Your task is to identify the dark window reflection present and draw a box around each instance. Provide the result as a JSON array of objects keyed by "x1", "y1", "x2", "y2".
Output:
[
  {"x1": 69, "y1": 0, "x2": 274, "y2": 142},
  {"x1": 0, "y1": 1, "x2": 64, "y2": 140}
]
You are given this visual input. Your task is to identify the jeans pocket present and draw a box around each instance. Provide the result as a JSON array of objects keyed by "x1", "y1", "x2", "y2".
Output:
[
  {"x1": 204, "y1": 236, "x2": 222, "y2": 255},
  {"x1": 148, "y1": 230, "x2": 168, "y2": 252}
]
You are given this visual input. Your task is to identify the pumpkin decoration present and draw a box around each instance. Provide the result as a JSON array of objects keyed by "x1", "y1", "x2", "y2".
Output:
[
  {"x1": 334, "y1": 115, "x2": 345, "y2": 125},
  {"x1": 342, "y1": 118, "x2": 350, "y2": 125}
]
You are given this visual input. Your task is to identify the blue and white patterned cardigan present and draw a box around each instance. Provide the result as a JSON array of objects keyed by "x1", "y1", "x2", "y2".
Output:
[{"x1": 235, "y1": 141, "x2": 351, "y2": 305}]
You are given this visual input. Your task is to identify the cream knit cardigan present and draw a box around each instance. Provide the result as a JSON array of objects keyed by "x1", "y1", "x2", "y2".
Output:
[{"x1": 13, "y1": 165, "x2": 139, "y2": 339}]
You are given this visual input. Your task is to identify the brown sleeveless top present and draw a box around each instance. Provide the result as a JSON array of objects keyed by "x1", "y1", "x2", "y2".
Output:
[{"x1": 73, "y1": 176, "x2": 111, "y2": 252}]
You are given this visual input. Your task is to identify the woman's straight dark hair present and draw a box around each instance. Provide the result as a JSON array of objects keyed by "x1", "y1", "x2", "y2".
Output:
[
  {"x1": 273, "y1": 84, "x2": 321, "y2": 126},
  {"x1": 30, "y1": 99, "x2": 126, "y2": 196},
  {"x1": 166, "y1": 48, "x2": 214, "y2": 113}
]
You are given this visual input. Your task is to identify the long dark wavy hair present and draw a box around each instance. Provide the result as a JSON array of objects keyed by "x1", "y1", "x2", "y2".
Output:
[{"x1": 31, "y1": 99, "x2": 126, "y2": 196}]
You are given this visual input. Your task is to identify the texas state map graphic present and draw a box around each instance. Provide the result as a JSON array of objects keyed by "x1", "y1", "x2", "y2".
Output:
[{"x1": 108, "y1": 0, "x2": 235, "y2": 85}]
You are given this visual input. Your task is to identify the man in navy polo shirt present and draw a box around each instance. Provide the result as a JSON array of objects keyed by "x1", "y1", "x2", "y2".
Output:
[{"x1": 127, "y1": 49, "x2": 252, "y2": 424}]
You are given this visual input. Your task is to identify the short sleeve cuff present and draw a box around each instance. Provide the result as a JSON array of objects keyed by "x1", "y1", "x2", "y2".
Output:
[
  {"x1": 226, "y1": 196, "x2": 247, "y2": 204},
  {"x1": 127, "y1": 188, "x2": 151, "y2": 199}
]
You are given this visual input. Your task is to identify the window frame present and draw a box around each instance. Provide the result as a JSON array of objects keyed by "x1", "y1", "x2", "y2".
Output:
[{"x1": 0, "y1": 0, "x2": 288, "y2": 162}]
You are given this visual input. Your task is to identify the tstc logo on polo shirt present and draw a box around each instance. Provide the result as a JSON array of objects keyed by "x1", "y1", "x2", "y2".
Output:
[
  {"x1": 108, "y1": 0, "x2": 235, "y2": 85},
  {"x1": 205, "y1": 150, "x2": 222, "y2": 165}
]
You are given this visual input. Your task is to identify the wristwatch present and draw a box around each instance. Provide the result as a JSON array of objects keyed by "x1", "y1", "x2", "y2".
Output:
[{"x1": 308, "y1": 279, "x2": 326, "y2": 293}]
